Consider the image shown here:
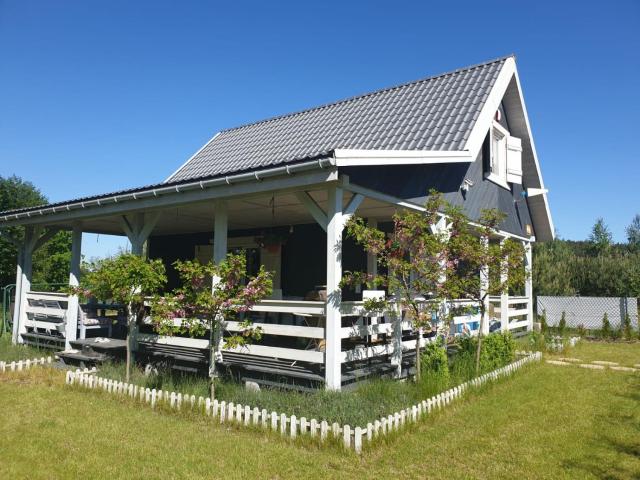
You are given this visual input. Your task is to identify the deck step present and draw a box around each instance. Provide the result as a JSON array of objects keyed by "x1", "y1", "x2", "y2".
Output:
[
  {"x1": 57, "y1": 350, "x2": 109, "y2": 366},
  {"x1": 20, "y1": 332, "x2": 65, "y2": 349}
]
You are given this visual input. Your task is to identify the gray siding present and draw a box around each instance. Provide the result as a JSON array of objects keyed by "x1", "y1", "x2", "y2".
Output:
[{"x1": 342, "y1": 143, "x2": 533, "y2": 238}]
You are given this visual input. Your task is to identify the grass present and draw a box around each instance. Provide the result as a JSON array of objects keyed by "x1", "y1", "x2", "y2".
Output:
[
  {"x1": 547, "y1": 339, "x2": 640, "y2": 366},
  {"x1": 0, "y1": 341, "x2": 638, "y2": 479},
  {"x1": 0, "y1": 334, "x2": 54, "y2": 362},
  {"x1": 98, "y1": 352, "x2": 476, "y2": 426}
]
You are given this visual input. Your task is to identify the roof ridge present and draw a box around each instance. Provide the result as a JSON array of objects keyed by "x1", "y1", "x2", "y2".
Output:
[{"x1": 218, "y1": 54, "x2": 514, "y2": 135}]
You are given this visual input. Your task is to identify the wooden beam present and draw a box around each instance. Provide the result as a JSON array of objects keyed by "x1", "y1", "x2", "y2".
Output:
[
  {"x1": 11, "y1": 247, "x2": 24, "y2": 344},
  {"x1": 500, "y1": 239, "x2": 509, "y2": 333},
  {"x1": 0, "y1": 169, "x2": 339, "y2": 228},
  {"x1": 65, "y1": 225, "x2": 82, "y2": 349},
  {"x1": 524, "y1": 241, "x2": 533, "y2": 331},
  {"x1": 295, "y1": 191, "x2": 327, "y2": 232},
  {"x1": 213, "y1": 201, "x2": 228, "y2": 264},
  {"x1": 480, "y1": 235, "x2": 490, "y2": 336},
  {"x1": 341, "y1": 193, "x2": 364, "y2": 232},
  {"x1": 325, "y1": 184, "x2": 343, "y2": 390}
]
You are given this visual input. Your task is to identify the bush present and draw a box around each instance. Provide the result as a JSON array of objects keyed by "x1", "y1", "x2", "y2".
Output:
[
  {"x1": 420, "y1": 338, "x2": 450, "y2": 391},
  {"x1": 558, "y1": 311, "x2": 567, "y2": 336},
  {"x1": 601, "y1": 313, "x2": 611, "y2": 339},
  {"x1": 457, "y1": 332, "x2": 516, "y2": 374},
  {"x1": 577, "y1": 323, "x2": 587, "y2": 337},
  {"x1": 527, "y1": 331, "x2": 546, "y2": 352},
  {"x1": 622, "y1": 314, "x2": 633, "y2": 340},
  {"x1": 539, "y1": 309, "x2": 548, "y2": 333}
]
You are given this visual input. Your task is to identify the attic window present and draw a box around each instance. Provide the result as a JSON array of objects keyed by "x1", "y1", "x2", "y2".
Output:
[{"x1": 486, "y1": 122, "x2": 510, "y2": 189}]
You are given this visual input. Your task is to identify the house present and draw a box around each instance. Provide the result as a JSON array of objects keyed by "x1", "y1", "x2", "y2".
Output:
[{"x1": 0, "y1": 55, "x2": 553, "y2": 390}]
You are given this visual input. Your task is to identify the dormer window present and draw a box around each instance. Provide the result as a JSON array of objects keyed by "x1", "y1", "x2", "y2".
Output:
[
  {"x1": 486, "y1": 121, "x2": 523, "y2": 188},
  {"x1": 487, "y1": 121, "x2": 510, "y2": 189}
]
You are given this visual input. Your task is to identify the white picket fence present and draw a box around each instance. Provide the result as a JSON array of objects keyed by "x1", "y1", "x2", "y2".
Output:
[
  {"x1": 65, "y1": 351, "x2": 541, "y2": 453},
  {"x1": 0, "y1": 355, "x2": 54, "y2": 373}
]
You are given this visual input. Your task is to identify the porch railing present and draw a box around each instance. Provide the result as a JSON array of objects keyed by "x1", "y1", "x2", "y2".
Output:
[{"x1": 21, "y1": 292, "x2": 532, "y2": 379}]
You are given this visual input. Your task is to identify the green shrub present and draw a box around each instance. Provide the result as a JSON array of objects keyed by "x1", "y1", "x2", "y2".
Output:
[
  {"x1": 601, "y1": 313, "x2": 611, "y2": 339},
  {"x1": 558, "y1": 311, "x2": 567, "y2": 336},
  {"x1": 539, "y1": 309, "x2": 548, "y2": 333},
  {"x1": 420, "y1": 338, "x2": 450, "y2": 391},
  {"x1": 527, "y1": 331, "x2": 546, "y2": 352},
  {"x1": 457, "y1": 332, "x2": 516, "y2": 374},
  {"x1": 577, "y1": 323, "x2": 587, "y2": 337},
  {"x1": 622, "y1": 314, "x2": 633, "y2": 340}
]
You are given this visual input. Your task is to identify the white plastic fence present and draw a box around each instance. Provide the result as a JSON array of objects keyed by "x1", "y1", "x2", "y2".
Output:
[
  {"x1": 65, "y1": 352, "x2": 541, "y2": 453},
  {"x1": 0, "y1": 356, "x2": 54, "y2": 372}
]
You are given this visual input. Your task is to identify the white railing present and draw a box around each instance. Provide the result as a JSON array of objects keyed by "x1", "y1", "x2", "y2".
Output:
[
  {"x1": 139, "y1": 299, "x2": 328, "y2": 364},
  {"x1": 490, "y1": 295, "x2": 530, "y2": 333},
  {"x1": 24, "y1": 291, "x2": 68, "y2": 334},
  {"x1": 23, "y1": 291, "x2": 121, "y2": 340}
]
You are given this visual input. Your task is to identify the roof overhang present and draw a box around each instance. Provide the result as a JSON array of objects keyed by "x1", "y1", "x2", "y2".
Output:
[
  {"x1": 0, "y1": 159, "x2": 339, "y2": 230},
  {"x1": 333, "y1": 148, "x2": 473, "y2": 166}
]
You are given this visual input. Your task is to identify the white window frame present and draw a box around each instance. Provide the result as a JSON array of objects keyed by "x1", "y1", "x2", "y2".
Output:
[{"x1": 486, "y1": 121, "x2": 510, "y2": 190}]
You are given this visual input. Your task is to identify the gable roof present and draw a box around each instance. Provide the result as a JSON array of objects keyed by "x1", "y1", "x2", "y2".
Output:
[
  {"x1": 0, "y1": 55, "x2": 554, "y2": 242},
  {"x1": 167, "y1": 56, "x2": 510, "y2": 182}
]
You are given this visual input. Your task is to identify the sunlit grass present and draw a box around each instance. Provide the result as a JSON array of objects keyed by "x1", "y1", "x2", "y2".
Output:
[
  {"x1": 1, "y1": 342, "x2": 638, "y2": 479},
  {"x1": 0, "y1": 334, "x2": 54, "y2": 362},
  {"x1": 98, "y1": 353, "x2": 478, "y2": 426}
]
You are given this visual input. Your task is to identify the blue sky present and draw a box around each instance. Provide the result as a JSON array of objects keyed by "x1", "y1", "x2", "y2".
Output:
[{"x1": 1, "y1": 0, "x2": 639, "y2": 259}]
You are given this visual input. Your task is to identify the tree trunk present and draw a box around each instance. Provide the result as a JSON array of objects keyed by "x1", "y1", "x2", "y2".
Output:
[
  {"x1": 125, "y1": 304, "x2": 134, "y2": 383},
  {"x1": 415, "y1": 328, "x2": 422, "y2": 381},
  {"x1": 209, "y1": 322, "x2": 217, "y2": 401},
  {"x1": 475, "y1": 307, "x2": 485, "y2": 375}
]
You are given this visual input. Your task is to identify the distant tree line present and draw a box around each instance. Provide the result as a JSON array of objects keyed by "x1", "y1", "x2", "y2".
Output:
[
  {"x1": 0, "y1": 175, "x2": 72, "y2": 290},
  {"x1": 533, "y1": 216, "x2": 640, "y2": 298}
]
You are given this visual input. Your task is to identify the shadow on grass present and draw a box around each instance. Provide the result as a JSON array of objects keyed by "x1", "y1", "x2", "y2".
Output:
[{"x1": 561, "y1": 375, "x2": 640, "y2": 480}]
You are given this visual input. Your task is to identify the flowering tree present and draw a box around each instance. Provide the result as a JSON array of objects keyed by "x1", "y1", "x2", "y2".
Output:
[
  {"x1": 71, "y1": 254, "x2": 167, "y2": 382},
  {"x1": 437, "y1": 206, "x2": 526, "y2": 373},
  {"x1": 342, "y1": 193, "x2": 451, "y2": 381},
  {"x1": 342, "y1": 192, "x2": 527, "y2": 379},
  {"x1": 151, "y1": 253, "x2": 272, "y2": 400}
]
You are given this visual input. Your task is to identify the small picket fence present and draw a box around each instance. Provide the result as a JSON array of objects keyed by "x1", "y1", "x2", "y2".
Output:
[
  {"x1": 65, "y1": 351, "x2": 541, "y2": 453},
  {"x1": 0, "y1": 356, "x2": 54, "y2": 373}
]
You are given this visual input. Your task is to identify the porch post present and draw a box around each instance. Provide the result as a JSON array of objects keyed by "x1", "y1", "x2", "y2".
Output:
[
  {"x1": 524, "y1": 241, "x2": 533, "y2": 331},
  {"x1": 11, "y1": 247, "x2": 25, "y2": 344},
  {"x1": 325, "y1": 184, "x2": 343, "y2": 391},
  {"x1": 480, "y1": 236, "x2": 490, "y2": 336},
  {"x1": 14, "y1": 227, "x2": 41, "y2": 344},
  {"x1": 366, "y1": 218, "x2": 379, "y2": 342},
  {"x1": 119, "y1": 212, "x2": 160, "y2": 360},
  {"x1": 65, "y1": 225, "x2": 82, "y2": 349},
  {"x1": 213, "y1": 201, "x2": 228, "y2": 264},
  {"x1": 500, "y1": 239, "x2": 509, "y2": 333},
  {"x1": 211, "y1": 200, "x2": 228, "y2": 373}
]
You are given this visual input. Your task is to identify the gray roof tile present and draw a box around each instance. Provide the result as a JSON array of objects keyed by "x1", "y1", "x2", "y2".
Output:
[{"x1": 168, "y1": 56, "x2": 510, "y2": 182}]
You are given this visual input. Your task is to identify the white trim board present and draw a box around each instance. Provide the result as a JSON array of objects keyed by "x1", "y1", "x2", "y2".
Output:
[{"x1": 333, "y1": 148, "x2": 472, "y2": 166}]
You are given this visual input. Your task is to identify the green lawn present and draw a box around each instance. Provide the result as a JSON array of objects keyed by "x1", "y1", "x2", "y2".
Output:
[
  {"x1": 1, "y1": 341, "x2": 638, "y2": 479},
  {"x1": 548, "y1": 340, "x2": 640, "y2": 366},
  {"x1": 0, "y1": 334, "x2": 54, "y2": 362}
]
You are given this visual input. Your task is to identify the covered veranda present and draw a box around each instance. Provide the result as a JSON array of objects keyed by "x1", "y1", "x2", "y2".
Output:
[{"x1": 1, "y1": 161, "x2": 533, "y2": 390}]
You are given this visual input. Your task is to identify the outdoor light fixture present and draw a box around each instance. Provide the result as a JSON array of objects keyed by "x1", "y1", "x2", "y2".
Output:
[{"x1": 460, "y1": 178, "x2": 474, "y2": 192}]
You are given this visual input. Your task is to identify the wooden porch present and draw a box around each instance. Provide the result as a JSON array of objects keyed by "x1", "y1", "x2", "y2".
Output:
[{"x1": 6, "y1": 167, "x2": 534, "y2": 391}]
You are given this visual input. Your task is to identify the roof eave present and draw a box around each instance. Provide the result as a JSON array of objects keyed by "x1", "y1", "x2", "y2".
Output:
[
  {"x1": 333, "y1": 148, "x2": 473, "y2": 166},
  {"x1": 0, "y1": 157, "x2": 338, "y2": 228}
]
